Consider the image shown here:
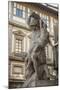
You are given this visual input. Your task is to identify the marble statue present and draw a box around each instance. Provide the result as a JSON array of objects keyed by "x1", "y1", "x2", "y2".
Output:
[{"x1": 23, "y1": 12, "x2": 52, "y2": 87}]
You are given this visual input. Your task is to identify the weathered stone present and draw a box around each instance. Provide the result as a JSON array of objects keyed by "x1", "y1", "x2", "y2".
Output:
[
  {"x1": 23, "y1": 12, "x2": 51, "y2": 87},
  {"x1": 23, "y1": 73, "x2": 58, "y2": 87}
]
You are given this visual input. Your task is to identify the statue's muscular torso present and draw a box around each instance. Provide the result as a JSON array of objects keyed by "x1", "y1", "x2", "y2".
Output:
[{"x1": 25, "y1": 28, "x2": 49, "y2": 80}]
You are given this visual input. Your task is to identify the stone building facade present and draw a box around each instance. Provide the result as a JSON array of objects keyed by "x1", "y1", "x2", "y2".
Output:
[{"x1": 8, "y1": 1, "x2": 58, "y2": 88}]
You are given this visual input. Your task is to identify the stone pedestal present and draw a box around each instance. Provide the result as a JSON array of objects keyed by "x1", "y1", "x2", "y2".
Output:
[{"x1": 23, "y1": 73, "x2": 58, "y2": 88}]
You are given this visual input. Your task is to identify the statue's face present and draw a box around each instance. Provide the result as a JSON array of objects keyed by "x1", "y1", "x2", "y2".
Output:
[
  {"x1": 29, "y1": 17, "x2": 39, "y2": 30},
  {"x1": 30, "y1": 17, "x2": 37, "y2": 26}
]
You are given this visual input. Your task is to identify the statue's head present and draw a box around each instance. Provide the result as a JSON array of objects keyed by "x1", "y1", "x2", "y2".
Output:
[
  {"x1": 28, "y1": 12, "x2": 40, "y2": 30},
  {"x1": 27, "y1": 12, "x2": 47, "y2": 30}
]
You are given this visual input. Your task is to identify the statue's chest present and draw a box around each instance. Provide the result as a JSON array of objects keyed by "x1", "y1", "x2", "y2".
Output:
[{"x1": 32, "y1": 31, "x2": 40, "y2": 42}]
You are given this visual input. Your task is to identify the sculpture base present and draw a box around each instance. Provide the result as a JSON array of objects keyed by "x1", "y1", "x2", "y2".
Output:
[{"x1": 23, "y1": 73, "x2": 58, "y2": 88}]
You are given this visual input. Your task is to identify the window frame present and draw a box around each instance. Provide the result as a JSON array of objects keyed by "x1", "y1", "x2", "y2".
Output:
[
  {"x1": 13, "y1": 3, "x2": 26, "y2": 19},
  {"x1": 15, "y1": 38, "x2": 23, "y2": 53},
  {"x1": 13, "y1": 2, "x2": 33, "y2": 19}
]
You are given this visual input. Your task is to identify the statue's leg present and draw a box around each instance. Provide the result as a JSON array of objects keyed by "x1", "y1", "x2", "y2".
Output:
[
  {"x1": 31, "y1": 52, "x2": 40, "y2": 80},
  {"x1": 43, "y1": 64, "x2": 50, "y2": 79},
  {"x1": 31, "y1": 50, "x2": 49, "y2": 80},
  {"x1": 25, "y1": 55, "x2": 35, "y2": 80}
]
